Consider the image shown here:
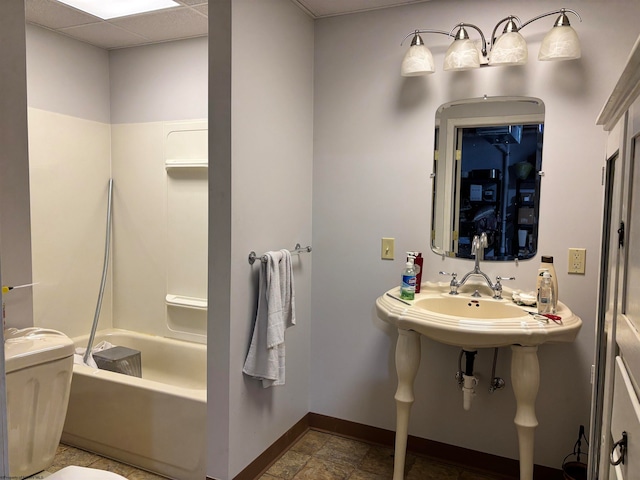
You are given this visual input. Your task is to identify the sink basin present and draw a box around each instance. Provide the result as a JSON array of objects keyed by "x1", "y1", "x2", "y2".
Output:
[
  {"x1": 414, "y1": 296, "x2": 527, "y2": 320},
  {"x1": 376, "y1": 282, "x2": 582, "y2": 349}
]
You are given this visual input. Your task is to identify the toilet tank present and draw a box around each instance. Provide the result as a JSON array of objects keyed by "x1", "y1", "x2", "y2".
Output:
[{"x1": 5, "y1": 328, "x2": 75, "y2": 478}]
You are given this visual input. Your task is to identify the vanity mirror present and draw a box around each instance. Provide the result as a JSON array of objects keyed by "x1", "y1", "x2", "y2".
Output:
[{"x1": 432, "y1": 96, "x2": 544, "y2": 261}]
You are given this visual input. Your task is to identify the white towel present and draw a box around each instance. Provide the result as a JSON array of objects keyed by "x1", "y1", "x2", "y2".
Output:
[{"x1": 243, "y1": 249, "x2": 296, "y2": 387}]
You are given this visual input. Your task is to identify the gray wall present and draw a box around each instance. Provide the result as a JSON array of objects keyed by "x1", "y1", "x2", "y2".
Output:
[
  {"x1": 13, "y1": 0, "x2": 640, "y2": 477},
  {"x1": 26, "y1": 24, "x2": 110, "y2": 123},
  {"x1": 1, "y1": 2, "x2": 33, "y2": 330},
  {"x1": 109, "y1": 36, "x2": 207, "y2": 124},
  {"x1": 208, "y1": 1, "x2": 314, "y2": 478},
  {"x1": 311, "y1": 0, "x2": 640, "y2": 469}
]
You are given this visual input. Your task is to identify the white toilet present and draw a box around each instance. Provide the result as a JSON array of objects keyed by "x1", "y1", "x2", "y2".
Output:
[{"x1": 5, "y1": 328, "x2": 127, "y2": 480}]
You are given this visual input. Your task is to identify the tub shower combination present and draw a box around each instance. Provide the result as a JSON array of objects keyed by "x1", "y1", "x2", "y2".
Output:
[
  {"x1": 58, "y1": 177, "x2": 207, "y2": 480},
  {"x1": 62, "y1": 329, "x2": 207, "y2": 480}
]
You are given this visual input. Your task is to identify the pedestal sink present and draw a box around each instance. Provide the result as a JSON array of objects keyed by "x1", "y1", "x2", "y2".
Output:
[{"x1": 375, "y1": 281, "x2": 582, "y2": 480}]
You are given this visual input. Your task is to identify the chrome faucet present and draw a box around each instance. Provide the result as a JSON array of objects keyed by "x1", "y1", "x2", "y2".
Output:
[{"x1": 439, "y1": 233, "x2": 515, "y2": 299}]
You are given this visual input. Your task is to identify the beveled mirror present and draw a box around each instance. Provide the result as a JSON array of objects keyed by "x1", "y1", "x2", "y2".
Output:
[{"x1": 432, "y1": 96, "x2": 544, "y2": 261}]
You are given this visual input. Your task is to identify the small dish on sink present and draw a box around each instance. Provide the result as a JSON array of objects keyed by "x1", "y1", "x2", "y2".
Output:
[{"x1": 512, "y1": 290, "x2": 537, "y2": 306}]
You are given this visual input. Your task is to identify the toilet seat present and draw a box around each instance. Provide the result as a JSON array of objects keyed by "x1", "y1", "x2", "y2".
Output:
[{"x1": 46, "y1": 466, "x2": 128, "y2": 479}]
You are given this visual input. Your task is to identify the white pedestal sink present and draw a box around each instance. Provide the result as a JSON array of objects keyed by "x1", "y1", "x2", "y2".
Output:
[{"x1": 375, "y1": 282, "x2": 582, "y2": 480}]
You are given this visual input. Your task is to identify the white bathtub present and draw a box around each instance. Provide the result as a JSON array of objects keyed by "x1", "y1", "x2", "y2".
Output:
[{"x1": 61, "y1": 329, "x2": 206, "y2": 480}]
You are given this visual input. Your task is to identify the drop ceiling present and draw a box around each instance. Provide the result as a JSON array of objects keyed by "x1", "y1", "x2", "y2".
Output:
[{"x1": 25, "y1": 0, "x2": 431, "y2": 50}]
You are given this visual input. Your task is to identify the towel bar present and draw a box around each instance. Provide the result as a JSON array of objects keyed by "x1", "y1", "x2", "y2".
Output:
[{"x1": 248, "y1": 243, "x2": 312, "y2": 265}]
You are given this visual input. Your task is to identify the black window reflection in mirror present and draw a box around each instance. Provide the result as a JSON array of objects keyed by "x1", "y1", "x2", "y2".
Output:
[{"x1": 431, "y1": 97, "x2": 544, "y2": 261}]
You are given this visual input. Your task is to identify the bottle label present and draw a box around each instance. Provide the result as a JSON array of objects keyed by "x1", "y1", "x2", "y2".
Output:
[
  {"x1": 401, "y1": 275, "x2": 416, "y2": 300},
  {"x1": 402, "y1": 275, "x2": 416, "y2": 288}
]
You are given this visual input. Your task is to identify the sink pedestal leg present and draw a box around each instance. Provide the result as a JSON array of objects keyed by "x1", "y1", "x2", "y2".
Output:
[
  {"x1": 393, "y1": 329, "x2": 421, "y2": 480},
  {"x1": 511, "y1": 345, "x2": 539, "y2": 480}
]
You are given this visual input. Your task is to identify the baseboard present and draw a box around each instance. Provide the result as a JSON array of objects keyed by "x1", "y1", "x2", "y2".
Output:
[
  {"x1": 206, "y1": 412, "x2": 564, "y2": 480},
  {"x1": 309, "y1": 413, "x2": 563, "y2": 479},
  {"x1": 231, "y1": 414, "x2": 310, "y2": 480}
]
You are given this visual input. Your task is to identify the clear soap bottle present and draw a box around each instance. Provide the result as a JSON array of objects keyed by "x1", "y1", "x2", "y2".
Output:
[
  {"x1": 400, "y1": 258, "x2": 417, "y2": 301},
  {"x1": 537, "y1": 271, "x2": 554, "y2": 315},
  {"x1": 538, "y1": 256, "x2": 558, "y2": 312}
]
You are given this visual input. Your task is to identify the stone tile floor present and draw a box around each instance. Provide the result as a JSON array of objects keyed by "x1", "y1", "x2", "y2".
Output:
[
  {"x1": 39, "y1": 443, "x2": 168, "y2": 479},
  {"x1": 261, "y1": 429, "x2": 507, "y2": 480},
  {"x1": 40, "y1": 430, "x2": 507, "y2": 480}
]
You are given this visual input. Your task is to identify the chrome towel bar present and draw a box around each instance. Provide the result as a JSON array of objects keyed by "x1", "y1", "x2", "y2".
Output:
[{"x1": 248, "y1": 243, "x2": 312, "y2": 265}]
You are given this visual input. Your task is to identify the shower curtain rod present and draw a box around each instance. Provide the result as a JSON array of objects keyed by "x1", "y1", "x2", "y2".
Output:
[{"x1": 248, "y1": 243, "x2": 312, "y2": 265}]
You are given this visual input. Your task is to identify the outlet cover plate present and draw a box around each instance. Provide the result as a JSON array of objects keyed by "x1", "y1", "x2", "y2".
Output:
[{"x1": 568, "y1": 248, "x2": 586, "y2": 274}]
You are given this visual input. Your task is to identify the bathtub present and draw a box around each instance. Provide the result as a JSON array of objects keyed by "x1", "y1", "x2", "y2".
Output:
[{"x1": 61, "y1": 329, "x2": 206, "y2": 480}]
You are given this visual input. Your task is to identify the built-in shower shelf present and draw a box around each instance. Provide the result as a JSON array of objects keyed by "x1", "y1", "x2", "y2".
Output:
[
  {"x1": 165, "y1": 159, "x2": 208, "y2": 169},
  {"x1": 165, "y1": 294, "x2": 207, "y2": 310}
]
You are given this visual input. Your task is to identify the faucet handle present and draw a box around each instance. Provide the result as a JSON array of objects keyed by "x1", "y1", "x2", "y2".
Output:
[
  {"x1": 439, "y1": 271, "x2": 459, "y2": 295},
  {"x1": 439, "y1": 271, "x2": 457, "y2": 279},
  {"x1": 493, "y1": 276, "x2": 515, "y2": 299},
  {"x1": 496, "y1": 276, "x2": 515, "y2": 282}
]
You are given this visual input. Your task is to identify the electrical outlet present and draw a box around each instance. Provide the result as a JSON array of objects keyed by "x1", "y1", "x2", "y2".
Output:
[
  {"x1": 381, "y1": 238, "x2": 395, "y2": 260},
  {"x1": 568, "y1": 248, "x2": 586, "y2": 274}
]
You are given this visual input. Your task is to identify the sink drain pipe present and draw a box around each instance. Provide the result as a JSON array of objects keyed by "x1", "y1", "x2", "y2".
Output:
[{"x1": 459, "y1": 349, "x2": 478, "y2": 410}]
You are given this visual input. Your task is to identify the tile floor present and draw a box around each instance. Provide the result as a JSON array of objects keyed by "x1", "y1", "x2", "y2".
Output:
[
  {"x1": 39, "y1": 430, "x2": 508, "y2": 480},
  {"x1": 261, "y1": 429, "x2": 508, "y2": 480},
  {"x1": 36, "y1": 443, "x2": 168, "y2": 479}
]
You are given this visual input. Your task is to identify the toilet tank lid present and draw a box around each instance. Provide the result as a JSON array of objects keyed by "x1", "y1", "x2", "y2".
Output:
[{"x1": 4, "y1": 328, "x2": 74, "y2": 374}]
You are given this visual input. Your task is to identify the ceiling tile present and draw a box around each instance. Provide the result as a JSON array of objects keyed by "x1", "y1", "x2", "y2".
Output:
[
  {"x1": 295, "y1": 0, "x2": 430, "y2": 18},
  {"x1": 25, "y1": 0, "x2": 100, "y2": 29},
  {"x1": 109, "y1": 7, "x2": 208, "y2": 43},
  {"x1": 25, "y1": 0, "x2": 438, "y2": 50},
  {"x1": 177, "y1": 0, "x2": 208, "y2": 5},
  {"x1": 193, "y1": 5, "x2": 208, "y2": 16},
  {"x1": 59, "y1": 22, "x2": 149, "y2": 49}
]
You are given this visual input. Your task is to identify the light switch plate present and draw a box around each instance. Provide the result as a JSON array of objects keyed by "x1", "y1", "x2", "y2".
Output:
[
  {"x1": 568, "y1": 248, "x2": 586, "y2": 274},
  {"x1": 382, "y1": 238, "x2": 395, "y2": 260}
]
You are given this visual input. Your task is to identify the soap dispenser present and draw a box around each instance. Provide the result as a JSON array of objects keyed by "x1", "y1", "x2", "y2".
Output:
[
  {"x1": 400, "y1": 257, "x2": 417, "y2": 301},
  {"x1": 537, "y1": 271, "x2": 554, "y2": 315},
  {"x1": 537, "y1": 256, "x2": 558, "y2": 312}
]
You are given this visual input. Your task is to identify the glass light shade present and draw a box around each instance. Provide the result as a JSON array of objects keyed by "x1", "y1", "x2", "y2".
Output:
[
  {"x1": 443, "y1": 39, "x2": 480, "y2": 71},
  {"x1": 538, "y1": 26, "x2": 581, "y2": 61},
  {"x1": 489, "y1": 31, "x2": 528, "y2": 66},
  {"x1": 401, "y1": 45, "x2": 435, "y2": 76}
]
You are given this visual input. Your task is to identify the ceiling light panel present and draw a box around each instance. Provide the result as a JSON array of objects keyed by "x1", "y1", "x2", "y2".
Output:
[{"x1": 56, "y1": 0, "x2": 180, "y2": 20}]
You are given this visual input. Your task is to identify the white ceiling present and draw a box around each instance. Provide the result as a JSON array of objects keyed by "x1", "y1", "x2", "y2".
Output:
[{"x1": 24, "y1": 0, "x2": 431, "y2": 50}]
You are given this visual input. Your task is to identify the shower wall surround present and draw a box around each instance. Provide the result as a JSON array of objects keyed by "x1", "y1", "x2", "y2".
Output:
[
  {"x1": 26, "y1": 25, "x2": 209, "y2": 342},
  {"x1": 27, "y1": 25, "x2": 113, "y2": 337},
  {"x1": 111, "y1": 120, "x2": 207, "y2": 342},
  {"x1": 28, "y1": 108, "x2": 113, "y2": 338}
]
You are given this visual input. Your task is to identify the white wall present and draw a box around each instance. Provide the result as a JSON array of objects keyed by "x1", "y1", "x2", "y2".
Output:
[
  {"x1": 208, "y1": 0, "x2": 314, "y2": 478},
  {"x1": 311, "y1": 0, "x2": 640, "y2": 470}
]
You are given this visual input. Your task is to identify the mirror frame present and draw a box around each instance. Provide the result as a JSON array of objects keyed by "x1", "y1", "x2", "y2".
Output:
[{"x1": 432, "y1": 96, "x2": 545, "y2": 261}]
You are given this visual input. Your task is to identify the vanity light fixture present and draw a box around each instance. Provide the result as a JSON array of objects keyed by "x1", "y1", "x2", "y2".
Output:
[
  {"x1": 400, "y1": 8, "x2": 581, "y2": 76},
  {"x1": 56, "y1": 0, "x2": 180, "y2": 20}
]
